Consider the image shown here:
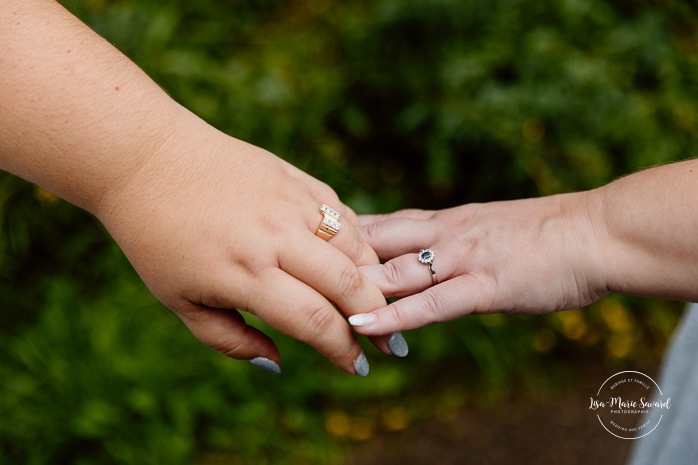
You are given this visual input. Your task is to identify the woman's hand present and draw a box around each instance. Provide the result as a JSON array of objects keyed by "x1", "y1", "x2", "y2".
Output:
[
  {"x1": 97, "y1": 119, "x2": 392, "y2": 375},
  {"x1": 349, "y1": 192, "x2": 610, "y2": 335},
  {"x1": 0, "y1": 0, "x2": 396, "y2": 376}
]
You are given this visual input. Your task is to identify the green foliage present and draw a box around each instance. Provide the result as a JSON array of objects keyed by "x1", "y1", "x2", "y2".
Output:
[{"x1": 1, "y1": 0, "x2": 694, "y2": 463}]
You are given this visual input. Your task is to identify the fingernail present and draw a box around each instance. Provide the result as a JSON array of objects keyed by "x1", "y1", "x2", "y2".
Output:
[
  {"x1": 250, "y1": 357, "x2": 281, "y2": 374},
  {"x1": 354, "y1": 352, "x2": 370, "y2": 377},
  {"x1": 348, "y1": 313, "x2": 377, "y2": 327},
  {"x1": 388, "y1": 332, "x2": 409, "y2": 358}
]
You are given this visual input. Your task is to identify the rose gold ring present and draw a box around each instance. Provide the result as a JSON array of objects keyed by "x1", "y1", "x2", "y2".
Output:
[{"x1": 315, "y1": 204, "x2": 341, "y2": 241}]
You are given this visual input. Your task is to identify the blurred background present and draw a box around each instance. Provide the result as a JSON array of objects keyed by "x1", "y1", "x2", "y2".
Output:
[{"x1": 1, "y1": 0, "x2": 696, "y2": 463}]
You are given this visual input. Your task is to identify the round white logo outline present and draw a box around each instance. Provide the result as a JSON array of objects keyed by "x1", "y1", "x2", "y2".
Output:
[{"x1": 594, "y1": 370, "x2": 665, "y2": 440}]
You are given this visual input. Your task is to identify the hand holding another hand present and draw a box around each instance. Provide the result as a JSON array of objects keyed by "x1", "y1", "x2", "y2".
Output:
[
  {"x1": 97, "y1": 122, "x2": 396, "y2": 375},
  {"x1": 1, "y1": 0, "x2": 402, "y2": 376}
]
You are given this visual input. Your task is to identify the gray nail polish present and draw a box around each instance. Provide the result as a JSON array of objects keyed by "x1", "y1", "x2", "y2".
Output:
[
  {"x1": 388, "y1": 332, "x2": 409, "y2": 358},
  {"x1": 354, "y1": 352, "x2": 370, "y2": 377},
  {"x1": 250, "y1": 357, "x2": 281, "y2": 374}
]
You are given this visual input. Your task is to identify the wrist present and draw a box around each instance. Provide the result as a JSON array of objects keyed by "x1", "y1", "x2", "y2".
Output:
[
  {"x1": 93, "y1": 109, "x2": 229, "y2": 226},
  {"x1": 558, "y1": 189, "x2": 611, "y2": 305}
]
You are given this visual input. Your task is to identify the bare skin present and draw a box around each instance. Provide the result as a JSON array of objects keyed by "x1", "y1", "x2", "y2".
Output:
[{"x1": 350, "y1": 160, "x2": 698, "y2": 335}]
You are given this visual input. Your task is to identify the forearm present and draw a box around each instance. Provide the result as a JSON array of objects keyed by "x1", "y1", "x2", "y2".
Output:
[
  {"x1": 0, "y1": 0, "x2": 195, "y2": 214},
  {"x1": 592, "y1": 158, "x2": 698, "y2": 301}
]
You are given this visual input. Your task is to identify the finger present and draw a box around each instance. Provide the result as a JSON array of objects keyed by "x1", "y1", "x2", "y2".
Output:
[
  {"x1": 349, "y1": 276, "x2": 488, "y2": 336},
  {"x1": 249, "y1": 268, "x2": 371, "y2": 375},
  {"x1": 359, "y1": 248, "x2": 451, "y2": 299},
  {"x1": 176, "y1": 304, "x2": 282, "y2": 372},
  {"x1": 280, "y1": 235, "x2": 398, "y2": 355},
  {"x1": 358, "y1": 209, "x2": 436, "y2": 227},
  {"x1": 310, "y1": 203, "x2": 380, "y2": 266},
  {"x1": 338, "y1": 203, "x2": 361, "y2": 227},
  {"x1": 359, "y1": 216, "x2": 441, "y2": 260}
]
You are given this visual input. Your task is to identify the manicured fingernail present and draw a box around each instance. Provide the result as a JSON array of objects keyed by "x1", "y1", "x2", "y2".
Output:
[
  {"x1": 250, "y1": 357, "x2": 281, "y2": 374},
  {"x1": 348, "y1": 313, "x2": 377, "y2": 327},
  {"x1": 388, "y1": 332, "x2": 409, "y2": 358},
  {"x1": 354, "y1": 352, "x2": 370, "y2": 377}
]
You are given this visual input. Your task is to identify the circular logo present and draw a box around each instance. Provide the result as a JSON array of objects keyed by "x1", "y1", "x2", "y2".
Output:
[{"x1": 589, "y1": 371, "x2": 671, "y2": 439}]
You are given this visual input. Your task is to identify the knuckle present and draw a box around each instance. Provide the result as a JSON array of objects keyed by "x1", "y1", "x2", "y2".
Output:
[
  {"x1": 218, "y1": 340, "x2": 248, "y2": 360},
  {"x1": 337, "y1": 266, "x2": 365, "y2": 301},
  {"x1": 387, "y1": 304, "x2": 408, "y2": 328},
  {"x1": 300, "y1": 302, "x2": 359, "y2": 370},
  {"x1": 300, "y1": 303, "x2": 338, "y2": 342},
  {"x1": 417, "y1": 289, "x2": 443, "y2": 325},
  {"x1": 183, "y1": 308, "x2": 253, "y2": 360},
  {"x1": 344, "y1": 229, "x2": 366, "y2": 263},
  {"x1": 206, "y1": 332, "x2": 248, "y2": 360},
  {"x1": 383, "y1": 260, "x2": 404, "y2": 289},
  {"x1": 361, "y1": 221, "x2": 383, "y2": 245}
]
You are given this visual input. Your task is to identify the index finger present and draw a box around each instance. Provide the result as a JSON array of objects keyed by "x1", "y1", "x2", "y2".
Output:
[
  {"x1": 349, "y1": 277, "x2": 482, "y2": 336},
  {"x1": 358, "y1": 209, "x2": 436, "y2": 227}
]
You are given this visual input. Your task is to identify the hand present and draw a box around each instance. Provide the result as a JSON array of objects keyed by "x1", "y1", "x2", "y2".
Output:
[
  {"x1": 97, "y1": 119, "x2": 391, "y2": 375},
  {"x1": 349, "y1": 193, "x2": 609, "y2": 335},
  {"x1": 0, "y1": 0, "x2": 400, "y2": 375}
]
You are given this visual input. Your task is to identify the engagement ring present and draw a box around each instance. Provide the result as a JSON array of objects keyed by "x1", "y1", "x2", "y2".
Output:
[{"x1": 418, "y1": 248, "x2": 438, "y2": 285}]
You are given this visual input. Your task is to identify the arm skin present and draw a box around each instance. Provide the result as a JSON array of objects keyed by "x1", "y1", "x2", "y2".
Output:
[
  {"x1": 0, "y1": 0, "x2": 392, "y2": 375},
  {"x1": 349, "y1": 159, "x2": 698, "y2": 335}
]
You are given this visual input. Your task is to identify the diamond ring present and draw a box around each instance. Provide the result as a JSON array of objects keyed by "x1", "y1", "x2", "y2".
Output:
[
  {"x1": 418, "y1": 248, "x2": 438, "y2": 285},
  {"x1": 315, "y1": 204, "x2": 341, "y2": 241}
]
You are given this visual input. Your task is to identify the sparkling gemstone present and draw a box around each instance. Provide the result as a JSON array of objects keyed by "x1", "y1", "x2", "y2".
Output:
[
  {"x1": 321, "y1": 204, "x2": 340, "y2": 219},
  {"x1": 418, "y1": 249, "x2": 434, "y2": 263},
  {"x1": 324, "y1": 216, "x2": 340, "y2": 230}
]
